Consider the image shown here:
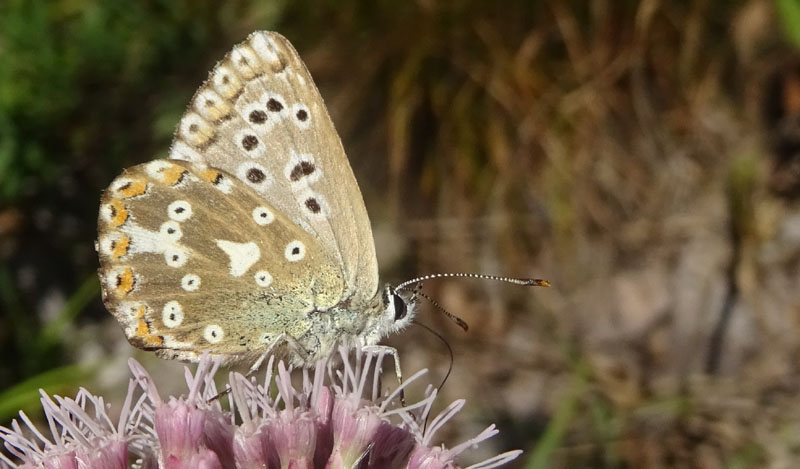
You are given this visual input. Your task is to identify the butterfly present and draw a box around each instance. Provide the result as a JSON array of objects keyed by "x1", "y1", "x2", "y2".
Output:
[{"x1": 96, "y1": 31, "x2": 548, "y2": 374}]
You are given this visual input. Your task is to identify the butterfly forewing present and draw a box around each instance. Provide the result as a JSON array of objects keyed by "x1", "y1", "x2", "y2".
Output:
[
  {"x1": 97, "y1": 160, "x2": 344, "y2": 362},
  {"x1": 168, "y1": 31, "x2": 379, "y2": 307}
]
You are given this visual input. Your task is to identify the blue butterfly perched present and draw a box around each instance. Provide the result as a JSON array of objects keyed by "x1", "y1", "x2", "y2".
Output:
[{"x1": 96, "y1": 31, "x2": 549, "y2": 375}]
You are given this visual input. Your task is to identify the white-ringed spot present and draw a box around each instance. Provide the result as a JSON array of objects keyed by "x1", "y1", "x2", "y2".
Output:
[
  {"x1": 285, "y1": 240, "x2": 306, "y2": 262},
  {"x1": 266, "y1": 95, "x2": 285, "y2": 112},
  {"x1": 192, "y1": 88, "x2": 231, "y2": 121},
  {"x1": 164, "y1": 248, "x2": 188, "y2": 267},
  {"x1": 159, "y1": 221, "x2": 182, "y2": 241},
  {"x1": 240, "y1": 100, "x2": 271, "y2": 125},
  {"x1": 260, "y1": 92, "x2": 288, "y2": 119},
  {"x1": 284, "y1": 152, "x2": 320, "y2": 184},
  {"x1": 204, "y1": 325, "x2": 224, "y2": 344},
  {"x1": 181, "y1": 274, "x2": 201, "y2": 292},
  {"x1": 291, "y1": 103, "x2": 311, "y2": 130},
  {"x1": 162, "y1": 301, "x2": 184, "y2": 328},
  {"x1": 234, "y1": 129, "x2": 265, "y2": 158},
  {"x1": 168, "y1": 200, "x2": 192, "y2": 222},
  {"x1": 252, "y1": 206, "x2": 274, "y2": 225},
  {"x1": 296, "y1": 189, "x2": 328, "y2": 220},
  {"x1": 216, "y1": 240, "x2": 260, "y2": 277},
  {"x1": 211, "y1": 64, "x2": 243, "y2": 100},
  {"x1": 230, "y1": 45, "x2": 262, "y2": 78},
  {"x1": 254, "y1": 270, "x2": 272, "y2": 287},
  {"x1": 237, "y1": 162, "x2": 273, "y2": 192},
  {"x1": 178, "y1": 113, "x2": 214, "y2": 147},
  {"x1": 304, "y1": 197, "x2": 322, "y2": 215}
]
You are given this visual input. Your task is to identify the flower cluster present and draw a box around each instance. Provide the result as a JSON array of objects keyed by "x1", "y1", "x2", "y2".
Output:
[{"x1": 0, "y1": 348, "x2": 521, "y2": 468}]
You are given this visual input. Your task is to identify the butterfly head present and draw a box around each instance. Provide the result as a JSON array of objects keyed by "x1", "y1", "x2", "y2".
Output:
[{"x1": 378, "y1": 284, "x2": 416, "y2": 335}]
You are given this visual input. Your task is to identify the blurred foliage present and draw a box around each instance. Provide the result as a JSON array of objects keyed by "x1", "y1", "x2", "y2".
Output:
[
  {"x1": 2, "y1": 0, "x2": 800, "y2": 467},
  {"x1": 776, "y1": 0, "x2": 800, "y2": 47}
]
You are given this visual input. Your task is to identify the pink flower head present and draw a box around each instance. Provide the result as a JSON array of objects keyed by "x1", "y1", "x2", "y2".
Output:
[{"x1": 1, "y1": 348, "x2": 521, "y2": 468}]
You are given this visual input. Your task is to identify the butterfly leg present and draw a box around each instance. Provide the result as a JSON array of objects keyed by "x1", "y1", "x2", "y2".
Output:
[
  {"x1": 245, "y1": 332, "x2": 310, "y2": 379},
  {"x1": 209, "y1": 333, "x2": 308, "y2": 403},
  {"x1": 247, "y1": 332, "x2": 286, "y2": 378},
  {"x1": 362, "y1": 344, "x2": 405, "y2": 406}
]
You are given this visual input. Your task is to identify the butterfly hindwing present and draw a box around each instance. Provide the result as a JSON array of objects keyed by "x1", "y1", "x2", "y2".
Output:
[
  {"x1": 96, "y1": 159, "x2": 344, "y2": 362},
  {"x1": 168, "y1": 31, "x2": 379, "y2": 307}
]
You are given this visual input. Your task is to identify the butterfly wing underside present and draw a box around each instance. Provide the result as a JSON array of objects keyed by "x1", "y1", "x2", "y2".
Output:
[
  {"x1": 168, "y1": 31, "x2": 379, "y2": 308},
  {"x1": 96, "y1": 160, "x2": 344, "y2": 362}
]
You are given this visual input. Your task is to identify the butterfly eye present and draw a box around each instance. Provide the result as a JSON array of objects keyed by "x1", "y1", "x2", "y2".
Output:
[
  {"x1": 381, "y1": 286, "x2": 407, "y2": 321},
  {"x1": 392, "y1": 294, "x2": 407, "y2": 322}
]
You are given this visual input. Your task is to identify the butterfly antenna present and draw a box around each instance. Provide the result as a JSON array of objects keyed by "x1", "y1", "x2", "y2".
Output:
[
  {"x1": 415, "y1": 290, "x2": 469, "y2": 332},
  {"x1": 396, "y1": 273, "x2": 551, "y2": 291}
]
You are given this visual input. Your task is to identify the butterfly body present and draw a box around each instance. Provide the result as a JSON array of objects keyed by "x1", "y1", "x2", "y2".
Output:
[{"x1": 96, "y1": 32, "x2": 415, "y2": 367}]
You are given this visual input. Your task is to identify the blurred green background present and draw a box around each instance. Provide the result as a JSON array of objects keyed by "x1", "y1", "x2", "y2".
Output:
[{"x1": 5, "y1": 0, "x2": 800, "y2": 467}]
